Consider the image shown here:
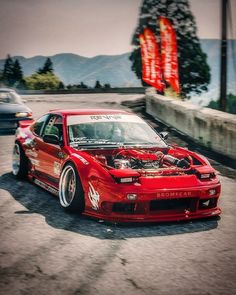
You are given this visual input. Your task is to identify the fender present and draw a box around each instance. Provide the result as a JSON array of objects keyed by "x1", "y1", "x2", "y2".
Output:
[{"x1": 61, "y1": 152, "x2": 115, "y2": 191}]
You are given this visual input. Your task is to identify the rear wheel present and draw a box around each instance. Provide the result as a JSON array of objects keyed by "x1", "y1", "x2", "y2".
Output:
[
  {"x1": 12, "y1": 142, "x2": 28, "y2": 179},
  {"x1": 59, "y1": 163, "x2": 85, "y2": 213}
]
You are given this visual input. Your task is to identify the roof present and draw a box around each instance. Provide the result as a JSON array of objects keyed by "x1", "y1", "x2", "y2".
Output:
[{"x1": 48, "y1": 108, "x2": 132, "y2": 116}]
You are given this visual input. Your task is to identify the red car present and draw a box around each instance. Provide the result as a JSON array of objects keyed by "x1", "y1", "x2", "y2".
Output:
[{"x1": 12, "y1": 109, "x2": 221, "y2": 222}]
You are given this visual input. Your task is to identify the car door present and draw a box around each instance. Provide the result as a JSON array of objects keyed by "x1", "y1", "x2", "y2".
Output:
[
  {"x1": 33, "y1": 114, "x2": 65, "y2": 187},
  {"x1": 25, "y1": 114, "x2": 49, "y2": 175}
]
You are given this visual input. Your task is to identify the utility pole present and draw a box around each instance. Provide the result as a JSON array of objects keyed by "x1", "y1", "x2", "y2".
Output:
[{"x1": 219, "y1": 0, "x2": 228, "y2": 112}]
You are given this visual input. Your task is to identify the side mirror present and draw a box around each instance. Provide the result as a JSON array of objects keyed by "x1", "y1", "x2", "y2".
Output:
[
  {"x1": 43, "y1": 134, "x2": 60, "y2": 145},
  {"x1": 159, "y1": 131, "x2": 169, "y2": 140}
]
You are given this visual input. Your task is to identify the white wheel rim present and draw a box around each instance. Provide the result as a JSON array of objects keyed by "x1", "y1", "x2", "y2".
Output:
[
  {"x1": 59, "y1": 165, "x2": 76, "y2": 207},
  {"x1": 12, "y1": 144, "x2": 20, "y2": 175}
]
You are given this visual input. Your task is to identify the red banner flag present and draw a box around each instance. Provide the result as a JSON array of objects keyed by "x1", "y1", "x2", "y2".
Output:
[
  {"x1": 159, "y1": 16, "x2": 180, "y2": 94},
  {"x1": 139, "y1": 28, "x2": 164, "y2": 92}
]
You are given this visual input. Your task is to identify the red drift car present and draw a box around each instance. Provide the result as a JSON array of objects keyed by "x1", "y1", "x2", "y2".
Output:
[{"x1": 12, "y1": 109, "x2": 221, "y2": 222}]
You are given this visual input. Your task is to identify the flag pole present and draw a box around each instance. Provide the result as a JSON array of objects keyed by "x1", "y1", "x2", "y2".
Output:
[{"x1": 219, "y1": 0, "x2": 228, "y2": 111}]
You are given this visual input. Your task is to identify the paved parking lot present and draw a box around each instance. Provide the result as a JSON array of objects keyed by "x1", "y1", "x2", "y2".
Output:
[{"x1": 0, "y1": 94, "x2": 236, "y2": 295}]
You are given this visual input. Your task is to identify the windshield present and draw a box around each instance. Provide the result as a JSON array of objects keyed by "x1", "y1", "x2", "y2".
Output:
[
  {"x1": 0, "y1": 91, "x2": 22, "y2": 104},
  {"x1": 67, "y1": 114, "x2": 167, "y2": 148}
]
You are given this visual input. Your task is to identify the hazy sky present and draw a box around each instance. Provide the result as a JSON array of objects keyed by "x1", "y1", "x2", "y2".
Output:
[{"x1": 0, "y1": 0, "x2": 235, "y2": 59}]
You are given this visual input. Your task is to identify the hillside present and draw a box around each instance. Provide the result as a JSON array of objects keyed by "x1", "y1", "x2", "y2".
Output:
[
  {"x1": 195, "y1": 39, "x2": 236, "y2": 105},
  {"x1": 0, "y1": 53, "x2": 141, "y2": 87},
  {"x1": 0, "y1": 39, "x2": 235, "y2": 103}
]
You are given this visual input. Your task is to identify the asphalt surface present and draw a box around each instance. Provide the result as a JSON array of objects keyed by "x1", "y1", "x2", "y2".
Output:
[{"x1": 0, "y1": 94, "x2": 236, "y2": 295}]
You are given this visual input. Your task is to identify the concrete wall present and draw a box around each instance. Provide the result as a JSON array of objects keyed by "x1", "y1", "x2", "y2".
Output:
[
  {"x1": 18, "y1": 87, "x2": 145, "y2": 95},
  {"x1": 146, "y1": 90, "x2": 236, "y2": 160}
]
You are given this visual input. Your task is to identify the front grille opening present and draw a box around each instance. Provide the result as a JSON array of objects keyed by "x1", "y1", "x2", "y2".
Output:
[
  {"x1": 199, "y1": 198, "x2": 217, "y2": 210},
  {"x1": 150, "y1": 198, "x2": 197, "y2": 213},
  {"x1": 112, "y1": 203, "x2": 136, "y2": 214},
  {"x1": 0, "y1": 113, "x2": 16, "y2": 119}
]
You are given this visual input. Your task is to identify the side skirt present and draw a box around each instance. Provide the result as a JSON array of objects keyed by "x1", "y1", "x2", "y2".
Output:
[{"x1": 34, "y1": 178, "x2": 59, "y2": 196}]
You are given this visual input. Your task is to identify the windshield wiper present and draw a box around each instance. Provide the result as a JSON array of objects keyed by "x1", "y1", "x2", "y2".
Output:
[{"x1": 123, "y1": 142, "x2": 159, "y2": 147}]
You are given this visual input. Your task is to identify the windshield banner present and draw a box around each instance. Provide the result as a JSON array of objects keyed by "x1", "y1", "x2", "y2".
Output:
[{"x1": 67, "y1": 114, "x2": 144, "y2": 125}]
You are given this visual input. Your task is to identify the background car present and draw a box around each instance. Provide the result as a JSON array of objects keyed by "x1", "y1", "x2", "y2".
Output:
[
  {"x1": 0, "y1": 88, "x2": 32, "y2": 132},
  {"x1": 12, "y1": 109, "x2": 221, "y2": 223}
]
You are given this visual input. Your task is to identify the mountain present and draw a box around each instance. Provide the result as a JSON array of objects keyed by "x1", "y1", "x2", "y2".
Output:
[
  {"x1": 192, "y1": 39, "x2": 236, "y2": 105},
  {"x1": 0, "y1": 52, "x2": 141, "y2": 87},
  {"x1": 0, "y1": 39, "x2": 235, "y2": 104}
]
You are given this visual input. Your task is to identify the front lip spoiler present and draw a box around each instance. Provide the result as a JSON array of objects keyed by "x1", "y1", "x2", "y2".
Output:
[{"x1": 83, "y1": 207, "x2": 222, "y2": 223}]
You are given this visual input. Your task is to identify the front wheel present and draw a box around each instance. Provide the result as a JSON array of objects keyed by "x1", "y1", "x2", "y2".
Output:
[
  {"x1": 59, "y1": 163, "x2": 85, "y2": 213},
  {"x1": 12, "y1": 142, "x2": 28, "y2": 179}
]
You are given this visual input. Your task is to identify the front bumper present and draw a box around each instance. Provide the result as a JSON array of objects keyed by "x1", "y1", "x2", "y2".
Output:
[{"x1": 84, "y1": 182, "x2": 221, "y2": 223}]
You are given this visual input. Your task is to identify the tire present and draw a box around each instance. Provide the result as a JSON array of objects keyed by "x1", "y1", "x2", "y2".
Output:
[
  {"x1": 12, "y1": 142, "x2": 28, "y2": 179},
  {"x1": 59, "y1": 163, "x2": 85, "y2": 213}
]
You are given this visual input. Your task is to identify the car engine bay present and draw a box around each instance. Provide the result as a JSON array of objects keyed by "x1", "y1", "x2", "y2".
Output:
[{"x1": 88, "y1": 148, "x2": 200, "y2": 176}]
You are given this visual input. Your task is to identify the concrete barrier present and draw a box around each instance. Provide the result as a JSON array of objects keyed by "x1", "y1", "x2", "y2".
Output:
[
  {"x1": 18, "y1": 87, "x2": 145, "y2": 95},
  {"x1": 146, "y1": 90, "x2": 236, "y2": 160}
]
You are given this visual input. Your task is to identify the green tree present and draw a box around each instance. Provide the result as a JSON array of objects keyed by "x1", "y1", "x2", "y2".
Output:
[
  {"x1": 208, "y1": 93, "x2": 236, "y2": 115},
  {"x1": 58, "y1": 81, "x2": 65, "y2": 89},
  {"x1": 130, "y1": 0, "x2": 211, "y2": 98},
  {"x1": 80, "y1": 82, "x2": 88, "y2": 89},
  {"x1": 24, "y1": 72, "x2": 61, "y2": 90},
  {"x1": 37, "y1": 57, "x2": 54, "y2": 74},
  {"x1": 12, "y1": 59, "x2": 24, "y2": 87},
  {"x1": 103, "y1": 83, "x2": 111, "y2": 89},
  {"x1": 1, "y1": 55, "x2": 24, "y2": 87},
  {"x1": 94, "y1": 80, "x2": 102, "y2": 88},
  {"x1": 0, "y1": 69, "x2": 4, "y2": 85},
  {"x1": 2, "y1": 54, "x2": 14, "y2": 86},
  {"x1": 227, "y1": 94, "x2": 236, "y2": 114}
]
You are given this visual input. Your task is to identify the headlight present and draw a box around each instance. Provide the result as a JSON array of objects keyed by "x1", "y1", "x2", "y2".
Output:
[
  {"x1": 119, "y1": 177, "x2": 134, "y2": 183},
  {"x1": 116, "y1": 177, "x2": 139, "y2": 184},
  {"x1": 198, "y1": 172, "x2": 215, "y2": 180},
  {"x1": 208, "y1": 189, "x2": 217, "y2": 196},
  {"x1": 200, "y1": 173, "x2": 211, "y2": 179},
  {"x1": 127, "y1": 193, "x2": 138, "y2": 200},
  {"x1": 15, "y1": 112, "x2": 32, "y2": 118},
  {"x1": 109, "y1": 169, "x2": 140, "y2": 184}
]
